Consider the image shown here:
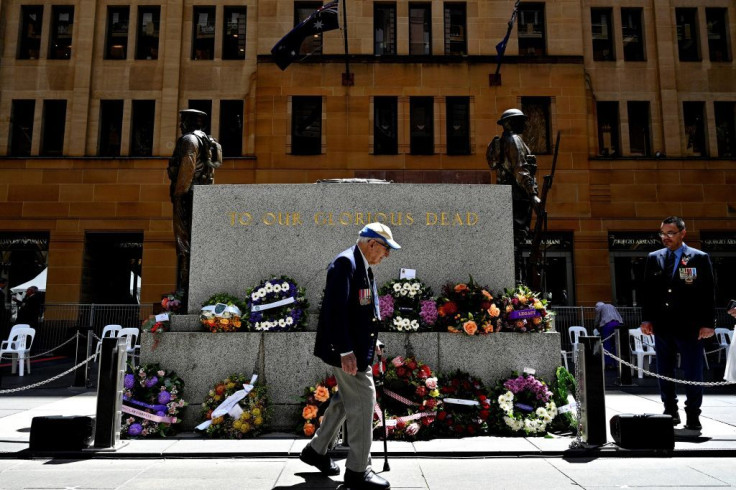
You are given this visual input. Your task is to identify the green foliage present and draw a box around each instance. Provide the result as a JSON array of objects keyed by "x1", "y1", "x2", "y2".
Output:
[{"x1": 202, "y1": 292, "x2": 246, "y2": 312}]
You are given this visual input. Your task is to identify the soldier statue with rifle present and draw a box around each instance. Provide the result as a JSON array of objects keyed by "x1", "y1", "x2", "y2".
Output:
[
  {"x1": 487, "y1": 108, "x2": 558, "y2": 291},
  {"x1": 167, "y1": 109, "x2": 223, "y2": 310}
]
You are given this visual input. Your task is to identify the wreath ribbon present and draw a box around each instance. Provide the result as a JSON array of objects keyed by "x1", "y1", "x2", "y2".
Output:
[
  {"x1": 443, "y1": 397, "x2": 480, "y2": 407},
  {"x1": 123, "y1": 396, "x2": 167, "y2": 413},
  {"x1": 251, "y1": 296, "x2": 295, "y2": 312},
  {"x1": 383, "y1": 388, "x2": 420, "y2": 407},
  {"x1": 374, "y1": 405, "x2": 436, "y2": 427},
  {"x1": 195, "y1": 374, "x2": 259, "y2": 431},
  {"x1": 122, "y1": 404, "x2": 175, "y2": 424}
]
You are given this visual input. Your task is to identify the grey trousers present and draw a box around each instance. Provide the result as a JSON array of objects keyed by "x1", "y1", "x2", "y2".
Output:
[{"x1": 309, "y1": 364, "x2": 376, "y2": 473}]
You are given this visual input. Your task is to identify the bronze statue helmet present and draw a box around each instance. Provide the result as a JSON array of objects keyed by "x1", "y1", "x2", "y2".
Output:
[
  {"x1": 497, "y1": 108, "x2": 527, "y2": 125},
  {"x1": 179, "y1": 109, "x2": 207, "y2": 130}
]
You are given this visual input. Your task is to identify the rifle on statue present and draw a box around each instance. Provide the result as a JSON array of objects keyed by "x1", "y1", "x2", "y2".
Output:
[{"x1": 526, "y1": 131, "x2": 560, "y2": 292}]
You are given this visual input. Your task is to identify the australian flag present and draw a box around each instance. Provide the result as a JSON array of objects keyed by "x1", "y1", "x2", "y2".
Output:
[{"x1": 271, "y1": 0, "x2": 340, "y2": 70}]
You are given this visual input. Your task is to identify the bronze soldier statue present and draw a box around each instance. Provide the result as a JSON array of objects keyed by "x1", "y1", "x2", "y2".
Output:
[
  {"x1": 487, "y1": 108, "x2": 541, "y2": 242},
  {"x1": 167, "y1": 109, "x2": 222, "y2": 310}
]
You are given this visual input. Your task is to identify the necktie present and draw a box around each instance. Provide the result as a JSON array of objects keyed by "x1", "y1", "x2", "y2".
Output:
[
  {"x1": 664, "y1": 250, "x2": 675, "y2": 278},
  {"x1": 367, "y1": 267, "x2": 380, "y2": 319}
]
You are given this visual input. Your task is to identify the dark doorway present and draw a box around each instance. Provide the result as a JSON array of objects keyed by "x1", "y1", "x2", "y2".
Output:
[{"x1": 80, "y1": 232, "x2": 142, "y2": 304}]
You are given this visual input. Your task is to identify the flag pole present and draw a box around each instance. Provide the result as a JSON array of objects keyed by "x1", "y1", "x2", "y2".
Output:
[
  {"x1": 490, "y1": 0, "x2": 520, "y2": 86},
  {"x1": 341, "y1": 0, "x2": 353, "y2": 85}
]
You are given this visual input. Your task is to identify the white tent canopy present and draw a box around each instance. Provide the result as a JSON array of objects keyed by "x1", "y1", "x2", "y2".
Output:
[{"x1": 10, "y1": 267, "x2": 47, "y2": 293}]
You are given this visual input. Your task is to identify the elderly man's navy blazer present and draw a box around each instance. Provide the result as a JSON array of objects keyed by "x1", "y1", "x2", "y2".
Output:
[
  {"x1": 641, "y1": 243, "x2": 715, "y2": 339},
  {"x1": 314, "y1": 245, "x2": 379, "y2": 371}
]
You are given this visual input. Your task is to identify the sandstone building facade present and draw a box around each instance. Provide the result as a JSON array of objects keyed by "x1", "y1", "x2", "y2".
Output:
[{"x1": 0, "y1": 0, "x2": 733, "y2": 308}]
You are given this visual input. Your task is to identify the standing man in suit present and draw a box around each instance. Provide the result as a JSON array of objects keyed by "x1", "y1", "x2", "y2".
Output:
[
  {"x1": 640, "y1": 216, "x2": 715, "y2": 431},
  {"x1": 14, "y1": 286, "x2": 43, "y2": 329},
  {"x1": 300, "y1": 223, "x2": 399, "y2": 490}
]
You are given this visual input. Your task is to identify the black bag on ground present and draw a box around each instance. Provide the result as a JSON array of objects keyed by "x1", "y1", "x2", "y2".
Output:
[
  {"x1": 610, "y1": 413, "x2": 674, "y2": 450},
  {"x1": 30, "y1": 416, "x2": 95, "y2": 451}
]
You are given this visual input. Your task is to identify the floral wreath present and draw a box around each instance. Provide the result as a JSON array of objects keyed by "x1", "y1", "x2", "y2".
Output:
[
  {"x1": 374, "y1": 356, "x2": 440, "y2": 440},
  {"x1": 200, "y1": 293, "x2": 244, "y2": 333},
  {"x1": 491, "y1": 372, "x2": 557, "y2": 436},
  {"x1": 434, "y1": 370, "x2": 490, "y2": 438},
  {"x1": 199, "y1": 373, "x2": 269, "y2": 438},
  {"x1": 142, "y1": 291, "x2": 183, "y2": 347},
  {"x1": 245, "y1": 276, "x2": 309, "y2": 332},
  {"x1": 298, "y1": 374, "x2": 338, "y2": 437},
  {"x1": 378, "y1": 278, "x2": 438, "y2": 332},
  {"x1": 121, "y1": 363, "x2": 186, "y2": 438},
  {"x1": 435, "y1": 276, "x2": 502, "y2": 335},
  {"x1": 499, "y1": 284, "x2": 551, "y2": 332}
]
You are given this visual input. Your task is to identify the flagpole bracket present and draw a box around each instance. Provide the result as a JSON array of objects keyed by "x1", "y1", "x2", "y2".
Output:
[
  {"x1": 489, "y1": 74, "x2": 502, "y2": 86},
  {"x1": 342, "y1": 72, "x2": 354, "y2": 86}
]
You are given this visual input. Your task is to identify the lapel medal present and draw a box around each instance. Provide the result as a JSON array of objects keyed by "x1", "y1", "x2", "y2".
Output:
[
  {"x1": 359, "y1": 288, "x2": 372, "y2": 305},
  {"x1": 679, "y1": 267, "x2": 696, "y2": 284}
]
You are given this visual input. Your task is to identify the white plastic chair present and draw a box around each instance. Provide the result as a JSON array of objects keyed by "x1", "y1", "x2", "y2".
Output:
[
  {"x1": 118, "y1": 327, "x2": 140, "y2": 360},
  {"x1": 629, "y1": 328, "x2": 656, "y2": 379},
  {"x1": 94, "y1": 324, "x2": 122, "y2": 362},
  {"x1": 715, "y1": 328, "x2": 733, "y2": 363},
  {"x1": 1, "y1": 324, "x2": 31, "y2": 351},
  {"x1": 0, "y1": 326, "x2": 35, "y2": 376},
  {"x1": 563, "y1": 326, "x2": 587, "y2": 368}
]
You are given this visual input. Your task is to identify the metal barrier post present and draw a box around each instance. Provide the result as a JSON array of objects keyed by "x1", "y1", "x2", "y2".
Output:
[
  {"x1": 93, "y1": 337, "x2": 127, "y2": 450},
  {"x1": 615, "y1": 325, "x2": 633, "y2": 386},
  {"x1": 73, "y1": 326, "x2": 93, "y2": 388},
  {"x1": 577, "y1": 336, "x2": 607, "y2": 446}
]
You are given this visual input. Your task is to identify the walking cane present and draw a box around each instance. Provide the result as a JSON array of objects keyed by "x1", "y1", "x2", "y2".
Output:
[{"x1": 377, "y1": 341, "x2": 390, "y2": 472}]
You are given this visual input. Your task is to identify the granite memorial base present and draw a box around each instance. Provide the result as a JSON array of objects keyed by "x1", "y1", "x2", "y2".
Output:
[{"x1": 140, "y1": 323, "x2": 562, "y2": 432}]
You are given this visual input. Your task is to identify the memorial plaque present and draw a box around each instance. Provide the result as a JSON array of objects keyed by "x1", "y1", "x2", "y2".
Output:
[{"x1": 189, "y1": 183, "x2": 515, "y2": 316}]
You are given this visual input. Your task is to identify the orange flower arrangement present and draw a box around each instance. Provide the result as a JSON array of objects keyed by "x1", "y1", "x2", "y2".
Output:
[
  {"x1": 298, "y1": 374, "x2": 338, "y2": 436},
  {"x1": 436, "y1": 276, "x2": 503, "y2": 336}
]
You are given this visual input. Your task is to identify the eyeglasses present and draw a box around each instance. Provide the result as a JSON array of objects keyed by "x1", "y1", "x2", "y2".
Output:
[
  {"x1": 373, "y1": 239, "x2": 390, "y2": 252},
  {"x1": 658, "y1": 231, "x2": 681, "y2": 238}
]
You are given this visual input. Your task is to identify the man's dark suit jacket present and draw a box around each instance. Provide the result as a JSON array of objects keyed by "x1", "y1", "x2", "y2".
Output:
[
  {"x1": 314, "y1": 245, "x2": 379, "y2": 371},
  {"x1": 16, "y1": 292, "x2": 42, "y2": 327},
  {"x1": 641, "y1": 244, "x2": 715, "y2": 339}
]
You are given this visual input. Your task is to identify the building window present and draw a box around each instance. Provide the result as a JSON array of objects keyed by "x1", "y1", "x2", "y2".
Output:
[
  {"x1": 48, "y1": 5, "x2": 73, "y2": 59},
  {"x1": 714, "y1": 102, "x2": 735, "y2": 158},
  {"x1": 188, "y1": 100, "x2": 212, "y2": 134},
  {"x1": 98, "y1": 100, "x2": 123, "y2": 157},
  {"x1": 444, "y1": 3, "x2": 466, "y2": 55},
  {"x1": 223, "y1": 7, "x2": 246, "y2": 60},
  {"x1": 130, "y1": 100, "x2": 155, "y2": 156},
  {"x1": 374, "y1": 4, "x2": 396, "y2": 55},
  {"x1": 521, "y1": 96, "x2": 551, "y2": 154},
  {"x1": 374, "y1": 97, "x2": 398, "y2": 155},
  {"x1": 409, "y1": 3, "x2": 431, "y2": 55},
  {"x1": 627, "y1": 101, "x2": 651, "y2": 156},
  {"x1": 105, "y1": 7, "x2": 129, "y2": 60},
  {"x1": 193, "y1": 6, "x2": 216, "y2": 60},
  {"x1": 292, "y1": 96, "x2": 322, "y2": 155},
  {"x1": 518, "y1": 3, "x2": 545, "y2": 56},
  {"x1": 683, "y1": 101, "x2": 707, "y2": 157},
  {"x1": 621, "y1": 8, "x2": 645, "y2": 61},
  {"x1": 9, "y1": 100, "x2": 35, "y2": 156},
  {"x1": 220, "y1": 100, "x2": 243, "y2": 156},
  {"x1": 706, "y1": 8, "x2": 731, "y2": 62},
  {"x1": 136, "y1": 6, "x2": 160, "y2": 60},
  {"x1": 410, "y1": 97, "x2": 434, "y2": 155},
  {"x1": 591, "y1": 8, "x2": 614, "y2": 61},
  {"x1": 81, "y1": 232, "x2": 142, "y2": 305},
  {"x1": 40, "y1": 100, "x2": 66, "y2": 156},
  {"x1": 18, "y1": 6, "x2": 43, "y2": 60},
  {"x1": 597, "y1": 101, "x2": 619, "y2": 157},
  {"x1": 676, "y1": 8, "x2": 700, "y2": 62},
  {"x1": 295, "y1": 2, "x2": 323, "y2": 56},
  {"x1": 446, "y1": 97, "x2": 470, "y2": 155}
]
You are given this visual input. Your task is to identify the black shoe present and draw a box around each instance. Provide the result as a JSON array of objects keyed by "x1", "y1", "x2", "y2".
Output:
[
  {"x1": 344, "y1": 469, "x2": 390, "y2": 490},
  {"x1": 684, "y1": 414, "x2": 702, "y2": 431},
  {"x1": 664, "y1": 409, "x2": 680, "y2": 426},
  {"x1": 299, "y1": 444, "x2": 340, "y2": 476}
]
